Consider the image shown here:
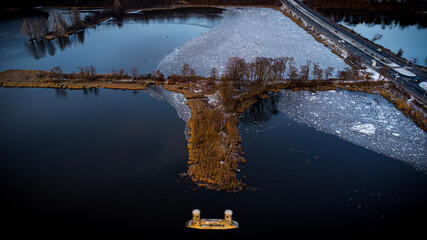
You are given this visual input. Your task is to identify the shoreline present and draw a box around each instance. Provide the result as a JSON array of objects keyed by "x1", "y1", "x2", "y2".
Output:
[
  {"x1": 27, "y1": 4, "x2": 280, "y2": 41},
  {"x1": 3, "y1": 69, "x2": 425, "y2": 192}
]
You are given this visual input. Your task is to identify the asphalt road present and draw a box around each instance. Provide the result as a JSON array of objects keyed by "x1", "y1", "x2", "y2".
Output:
[{"x1": 281, "y1": 0, "x2": 427, "y2": 103}]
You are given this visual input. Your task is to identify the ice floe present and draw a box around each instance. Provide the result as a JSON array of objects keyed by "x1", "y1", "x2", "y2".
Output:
[
  {"x1": 157, "y1": 7, "x2": 348, "y2": 77},
  {"x1": 144, "y1": 86, "x2": 191, "y2": 139},
  {"x1": 278, "y1": 90, "x2": 427, "y2": 171}
]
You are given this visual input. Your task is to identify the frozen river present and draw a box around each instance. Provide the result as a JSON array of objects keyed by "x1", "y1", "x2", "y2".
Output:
[
  {"x1": 157, "y1": 7, "x2": 348, "y2": 76},
  {"x1": 278, "y1": 90, "x2": 427, "y2": 171}
]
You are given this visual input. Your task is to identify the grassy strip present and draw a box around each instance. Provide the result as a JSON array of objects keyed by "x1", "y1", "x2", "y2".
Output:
[{"x1": 0, "y1": 69, "x2": 157, "y2": 90}]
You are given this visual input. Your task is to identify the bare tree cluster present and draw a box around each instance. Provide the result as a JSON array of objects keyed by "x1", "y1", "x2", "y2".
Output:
[
  {"x1": 77, "y1": 65, "x2": 97, "y2": 80},
  {"x1": 223, "y1": 56, "x2": 338, "y2": 86},
  {"x1": 224, "y1": 57, "x2": 293, "y2": 86},
  {"x1": 21, "y1": 17, "x2": 49, "y2": 40}
]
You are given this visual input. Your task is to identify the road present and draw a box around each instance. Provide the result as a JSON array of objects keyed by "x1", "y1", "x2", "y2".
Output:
[{"x1": 281, "y1": 0, "x2": 427, "y2": 103}]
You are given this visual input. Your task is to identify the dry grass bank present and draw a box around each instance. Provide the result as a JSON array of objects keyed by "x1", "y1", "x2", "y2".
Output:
[
  {"x1": 164, "y1": 83, "x2": 246, "y2": 192},
  {"x1": 0, "y1": 69, "x2": 155, "y2": 90}
]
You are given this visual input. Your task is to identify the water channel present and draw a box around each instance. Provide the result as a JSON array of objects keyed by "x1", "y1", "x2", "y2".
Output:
[{"x1": 0, "y1": 8, "x2": 426, "y2": 239}]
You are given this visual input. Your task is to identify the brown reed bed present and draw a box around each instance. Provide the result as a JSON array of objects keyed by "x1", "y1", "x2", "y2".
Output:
[{"x1": 0, "y1": 69, "x2": 152, "y2": 90}]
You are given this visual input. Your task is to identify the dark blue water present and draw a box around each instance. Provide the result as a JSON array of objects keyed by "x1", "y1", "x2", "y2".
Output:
[
  {"x1": 1, "y1": 88, "x2": 426, "y2": 239},
  {"x1": 0, "y1": 8, "x2": 223, "y2": 73},
  {"x1": 339, "y1": 21, "x2": 427, "y2": 66}
]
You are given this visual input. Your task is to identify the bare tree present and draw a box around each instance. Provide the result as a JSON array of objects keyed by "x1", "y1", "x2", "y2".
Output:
[
  {"x1": 225, "y1": 57, "x2": 246, "y2": 82},
  {"x1": 119, "y1": 68, "x2": 126, "y2": 77},
  {"x1": 21, "y1": 18, "x2": 34, "y2": 39},
  {"x1": 254, "y1": 57, "x2": 272, "y2": 84},
  {"x1": 70, "y1": 7, "x2": 83, "y2": 29},
  {"x1": 89, "y1": 65, "x2": 96, "y2": 78},
  {"x1": 50, "y1": 66, "x2": 63, "y2": 80},
  {"x1": 299, "y1": 60, "x2": 311, "y2": 81},
  {"x1": 210, "y1": 67, "x2": 217, "y2": 80},
  {"x1": 324, "y1": 66, "x2": 334, "y2": 80},
  {"x1": 153, "y1": 70, "x2": 165, "y2": 81},
  {"x1": 338, "y1": 68, "x2": 349, "y2": 81},
  {"x1": 189, "y1": 68, "x2": 196, "y2": 77},
  {"x1": 112, "y1": 0, "x2": 123, "y2": 17},
  {"x1": 289, "y1": 66, "x2": 298, "y2": 81},
  {"x1": 278, "y1": 57, "x2": 289, "y2": 80},
  {"x1": 181, "y1": 63, "x2": 190, "y2": 78},
  {"x1": 51, "y1": 11, "x2": 68, "y2": 36},
  {"x1": 78, "y1": 66, "x2": 86, "y2": 78},
  {"x1": 312, "y1": 62, "x2": 323, "y2": 81},
  {"x1": 288, "y1": 57, "x2": 297, "y2": 81},
  {"x1": 130, "y1": 67, "x2": 138, "y2": 80},
  {"x1": 272, "y1": 57, "x2": 288, "y2": 82},
  {"x1": 38, "y1": 17, "x2": 49, "y2": 35},
  {"x1": 245, "y1": 62, "x2": 256, "y2": 82}
]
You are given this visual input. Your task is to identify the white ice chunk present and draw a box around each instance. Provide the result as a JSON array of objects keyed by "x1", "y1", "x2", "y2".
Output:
[
  {"x1": 351, "y1": 123, "x2": 376, "y2": 135},
  {"x1": 157, "y1": 7, "x2": 348, "y2": 77},
  {"x1": 278, "y1": 90, "x2": 427, "y2": 171}
]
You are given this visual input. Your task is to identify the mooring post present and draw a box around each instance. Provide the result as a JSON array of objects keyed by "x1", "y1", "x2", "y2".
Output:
[
  {"x1": 224, "y1": 209, "x2": 233, "y2": 226},
  {"x1": 192, "y1": 209, "x2": 201, "y2": 227}
]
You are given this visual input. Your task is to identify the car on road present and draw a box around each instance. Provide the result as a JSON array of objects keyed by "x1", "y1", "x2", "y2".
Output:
[{"x1": 413, "y1": 77, "x2": 420, "y2": 83}]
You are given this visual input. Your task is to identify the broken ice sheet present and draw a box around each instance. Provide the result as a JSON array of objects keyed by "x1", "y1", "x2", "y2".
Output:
[
  {"x1": 278, "y1": 90, "x2": 427, "y2": 171},
  {"x1": 144, "y1": 86, "x2": 191, "y2": 139},
  {"x1": 157, "y1": 7, "x2": 347, "y2": 77}
]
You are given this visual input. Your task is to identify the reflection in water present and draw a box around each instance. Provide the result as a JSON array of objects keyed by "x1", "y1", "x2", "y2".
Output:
[
  {"x1": 82, "y1": 87, "x2": 100, "y2": 97},
  {"x1": 239, "y1": 92, "x2": 280, "y2": 125},
  {"x1": 130, "y1": 7, "x2": 223, "y2": 28},
  {"x1": 56, "y1": 88, "x2": 101, "y2": 98},
  {"x1": 55, "y1": 89, "x2": 67, "y2": 98},
  {"x1": 321, "y1": 9, "x2": 427, "y2": 29},
  {"x1": 25, "y1": 30, "x2": 86, "y2": 59},
  {"x1": 24, "y1": 8, "x2": 223, "y2": 60}
]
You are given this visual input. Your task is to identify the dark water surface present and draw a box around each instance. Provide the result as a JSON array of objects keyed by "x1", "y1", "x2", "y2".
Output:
[
  {"x1": 321, "y1": 9, "x2": 427, "y2": 66},
  {"x1": 1, "y1": 88, "x2": 426, "y2": 239},
  {"x1": 0, "y1": 8, "x2": 223, "y2": 73}
]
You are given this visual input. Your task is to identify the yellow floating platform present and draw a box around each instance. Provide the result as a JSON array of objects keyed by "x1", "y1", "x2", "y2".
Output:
[{"x1": 185, "y1": 209, "x2": 239, "y2": 230}]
